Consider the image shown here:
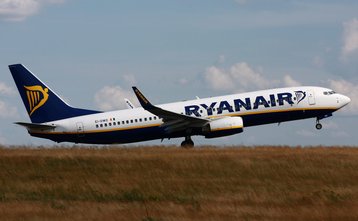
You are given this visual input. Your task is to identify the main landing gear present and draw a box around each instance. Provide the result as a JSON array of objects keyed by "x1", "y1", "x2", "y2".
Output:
[
  {"x1": 315, "y1": 118, "x2": 322, "y2": 130},
  {"x1": 181, "y1": 136, "x2": 194, "y2": 148}
]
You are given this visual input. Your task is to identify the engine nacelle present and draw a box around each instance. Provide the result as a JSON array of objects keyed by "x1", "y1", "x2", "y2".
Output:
[{"x1": 203, "y1": 116, "x2": 244, "y2": 138}]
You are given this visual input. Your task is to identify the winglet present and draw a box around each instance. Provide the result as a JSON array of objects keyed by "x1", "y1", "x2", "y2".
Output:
[
  {"x1": 124, "y1": 98, "x2": 135, "y2": 109},
  {"x1": 132, "y1": 87, "x2": 154, "y2": 110}
]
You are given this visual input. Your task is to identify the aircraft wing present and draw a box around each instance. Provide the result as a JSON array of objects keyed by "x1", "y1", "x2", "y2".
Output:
[{"x1": 132, "y1": 87, "x2": 208, "y2": 133}]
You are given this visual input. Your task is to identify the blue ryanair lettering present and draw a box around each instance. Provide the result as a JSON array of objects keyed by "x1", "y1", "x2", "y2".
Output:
[
  {"x1": 184, "y1": 92, "x2": 295, "y2": 117},
  {"x1": 234, "y1": 98, "x2": 251, "y2": 111},
  {"x1": 277, "y1": 93, "x2": 294, "y2": 105},
  {"x1": 269, "y1": 94, "x2": 276, "y2": 107},
  {"x1": 217, "y1": 101, "x2": 233, "y2": 114},
  {"x1": 253, "y1": 96, "x2": 270, "y2": 109},
  {"x1": 200, "y1": 102, "x2": 217, "y2": 116},
  {"x1": 185, "y1": 105, "x2": 201, "y2": 117}
]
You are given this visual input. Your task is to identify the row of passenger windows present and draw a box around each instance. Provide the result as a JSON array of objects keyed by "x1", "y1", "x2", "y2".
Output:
[{"x1": 95, "y1": 116, "x2": 158, "y2": 128}]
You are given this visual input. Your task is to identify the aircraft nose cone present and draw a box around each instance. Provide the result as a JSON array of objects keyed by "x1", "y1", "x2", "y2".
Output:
[{"x1": 341, "y1": 95, "x2": 351, "y2": 106}]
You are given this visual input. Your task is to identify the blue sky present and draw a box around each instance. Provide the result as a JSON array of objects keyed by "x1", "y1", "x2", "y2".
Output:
[{"x1": 0, "y1": 0, "x2": 357, "y2": 146}]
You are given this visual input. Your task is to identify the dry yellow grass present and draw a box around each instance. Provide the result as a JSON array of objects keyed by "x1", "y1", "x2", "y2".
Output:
[{"x1": 0, "y1": 145, "x2": 357, "y2": 221}]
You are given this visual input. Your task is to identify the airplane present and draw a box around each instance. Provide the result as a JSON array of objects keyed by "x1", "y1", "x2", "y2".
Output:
[{"x1": 8, "y1": 64, "x2": 351, "y2": 147}]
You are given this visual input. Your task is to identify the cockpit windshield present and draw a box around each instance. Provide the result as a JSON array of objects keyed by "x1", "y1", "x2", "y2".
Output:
[{"x1": 323, "y1": 91, "x2": 336, "y2": 95}]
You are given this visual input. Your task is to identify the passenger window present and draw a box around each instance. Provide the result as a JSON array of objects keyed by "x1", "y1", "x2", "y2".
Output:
[
  {"x1": 122, "y1": 121, "x2": 125, "y2": 124},
  {"x1": 113, "y1": 122, "x2": 116, "y2": 126},
  {"x1": 135, "y1": 119, "x2": 138, "y2": 123},
  {"x1": 144, "y1": 118, "x2": 147, "y2": 121},
  {"x1": 130, "y1": 120, "x2": 133, "y2": 123},
  {"x1": 104, "y1": 123, "x2": 107, "y2": 127},
  {"x1": 139, "y1": 119, "x2": 142, "y2": 122},
  {"x1": 154, "y1": 116, "x2": 157, "y2": 120},
  {"x1": 149, "y1": 117, "x2": 152, "y2": 121},
  {"x1": 118, "y1": 121, "x2": 120, "y2": 125},
  {"x1": 126, "y1": 120, "x2": 129, "y2": 124},
  {"x1": 96, "y1": 125, "x2": 99, "y2": 128},
  {"x1": 109, "y1": 123, "x2": 112, "y2": 126},
  {"x1": 100, "y1": 124, "x2": 103, "y2": 127}
]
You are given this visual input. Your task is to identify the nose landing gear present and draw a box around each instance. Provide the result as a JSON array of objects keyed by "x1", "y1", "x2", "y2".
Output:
[
  {"x1": 315, "y1": 118, "x2": 322, "y2": 130},
  {"x1": 181, "y1": 136, "x2": 194, "y2": 148}
]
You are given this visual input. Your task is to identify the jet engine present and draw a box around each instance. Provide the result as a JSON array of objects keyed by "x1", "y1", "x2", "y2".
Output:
[{"x1": 202, "y1": 116, "x2": 244, "y2": 138}]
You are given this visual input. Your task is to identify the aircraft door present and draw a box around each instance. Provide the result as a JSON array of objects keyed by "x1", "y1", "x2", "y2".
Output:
[
  {"x1": 76, "y1": 122, "x2": 85, "y2": 137},
  {"x1": 307, "y1": 90, "x2": 315, "y2": 105}
]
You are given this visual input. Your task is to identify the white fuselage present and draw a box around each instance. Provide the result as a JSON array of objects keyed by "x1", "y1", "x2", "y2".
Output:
[{"x1": 29, "y1": 86, "x2": 350, "y2": 144}]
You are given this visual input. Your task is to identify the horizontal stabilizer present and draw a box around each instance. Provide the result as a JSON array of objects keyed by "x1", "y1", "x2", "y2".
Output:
[{"x1": 15, "y1": 122, "x2": 56, "y2": 130}]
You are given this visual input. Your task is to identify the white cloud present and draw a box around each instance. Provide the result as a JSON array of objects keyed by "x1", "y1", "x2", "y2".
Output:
[
  {"x1": 204, "y1": 62, "x2": 301, "y2": 92},
  {"x1": 205, "y1": 66, "x2": 234, "y2": 91},
  {"x1": 204, "y1": 62, "x2": 275, "y2": 92},
  {"x1": 342, "y1": 18, "x2": 358, "y2": 58},
  {"x1": 0, "y1": 81, "x2": 18, "y2": 118},
  {"x1": 94, "y1": 86, "x2": 138, "y2": 111},
  {"x1": 329, "y1": 79, "x2": 358, "y2": 114},
  {"x1": 283, "y1": 75, "x2": 301, "y2": 87},
  {"x1": 0, "y1": 100, "x2": 18, "y2": 118},
  {"x1": 178, "y1": 78, "x2": 188, "y2": 85},
  {"x1": 0, "y1": 0, "x2": 65, "y2": 21},
  {"x1": 122, "y1": 74, "x2": 137, "y2": 85},
  {"x1": 0, "y1": 82, "x2": 16, "y2": 95}
]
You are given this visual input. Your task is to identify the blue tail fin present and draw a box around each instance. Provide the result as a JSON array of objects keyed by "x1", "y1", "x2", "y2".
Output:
[{"x1": 9, "y1": 64, "x2": 101, "y2": 123}]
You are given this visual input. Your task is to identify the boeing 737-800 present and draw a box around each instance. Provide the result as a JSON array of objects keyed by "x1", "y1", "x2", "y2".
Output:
[{"x1": 9, "y1": 64, "x2": 351, "y2": 147}]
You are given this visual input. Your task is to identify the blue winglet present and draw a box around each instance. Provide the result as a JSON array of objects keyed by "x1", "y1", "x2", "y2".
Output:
[{"x1": 132, "y1": 86, "x2": 155, "y2": 110}]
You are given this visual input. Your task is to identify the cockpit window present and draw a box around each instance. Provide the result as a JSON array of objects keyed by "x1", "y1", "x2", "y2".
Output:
[{"x1": 323, "y1": 91, "x2": 336, "y2": 95}]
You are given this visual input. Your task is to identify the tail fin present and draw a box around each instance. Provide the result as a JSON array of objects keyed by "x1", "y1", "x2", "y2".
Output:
[{"x1": 9, "y1": 64, "x2": 101, "y2": 123}]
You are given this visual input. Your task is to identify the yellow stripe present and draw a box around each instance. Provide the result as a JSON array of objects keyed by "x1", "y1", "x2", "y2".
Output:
[
  {"x1": 34, "y1": 91, "x2": 38, "y2": 105},
  {"x1": 26, "y1": 91, "x2": 32, "y2": 110},
  {"x1": 36, "y1": 92, "x2": 40, "y2": 104},
  {"x1": 31, "y1": 91, "x2": 35, "y2": 110},
  {"x1": 211, "y1": 126, "x2": 243, "y2": 132}
]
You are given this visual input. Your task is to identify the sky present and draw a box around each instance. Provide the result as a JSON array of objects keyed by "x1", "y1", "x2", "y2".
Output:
[{"x1": 0, "y1": 0, "x2": 357, "y2": 146}]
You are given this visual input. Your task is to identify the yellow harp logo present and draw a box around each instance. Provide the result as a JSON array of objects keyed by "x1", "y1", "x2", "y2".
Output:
[{"x1": 24, "y1": 85, "x2": 49, "y2": 115}]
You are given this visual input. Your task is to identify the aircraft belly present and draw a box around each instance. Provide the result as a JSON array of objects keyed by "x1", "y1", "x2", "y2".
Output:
[{"x1": 242, "y1": 108, "x2": 335, "y2": 127}]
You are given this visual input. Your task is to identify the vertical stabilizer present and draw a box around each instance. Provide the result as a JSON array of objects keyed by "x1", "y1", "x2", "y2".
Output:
[{"x1": 9, "y1": 64, "x2": 100, "y2": 123}]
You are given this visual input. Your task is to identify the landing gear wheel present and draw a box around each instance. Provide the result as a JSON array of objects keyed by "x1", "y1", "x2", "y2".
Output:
[
  {"x1": 181, "y1": 137, "x2": 194, "y2": 148},
  {"x1": 316, "y1": 123, "x2": 322, "y2": 130},
  {"x1": 315, "y1": 118, "x2": 323, "y2": 130}
]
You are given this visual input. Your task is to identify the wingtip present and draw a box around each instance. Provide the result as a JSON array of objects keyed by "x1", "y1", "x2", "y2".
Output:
[{"x1": 132, "y1": 86, "x2": 152, "y2": 108}]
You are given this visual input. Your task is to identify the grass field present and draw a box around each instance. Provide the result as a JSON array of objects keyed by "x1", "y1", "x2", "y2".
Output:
[{"x1": 0, "y1": 145, "x2": 357, "y2": 221}]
